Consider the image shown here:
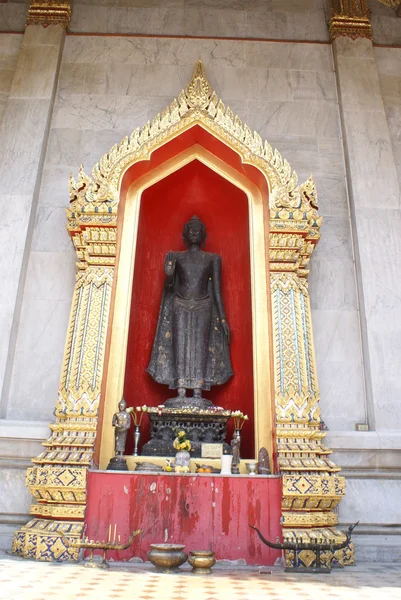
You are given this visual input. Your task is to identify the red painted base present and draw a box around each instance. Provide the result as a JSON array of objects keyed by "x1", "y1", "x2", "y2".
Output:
[{"x1": 85, "y1": 472, "x2": 282, "y2": 566}]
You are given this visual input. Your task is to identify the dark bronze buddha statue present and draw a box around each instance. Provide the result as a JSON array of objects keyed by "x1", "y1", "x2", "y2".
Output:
[{"x1": 147, "y1": 216, "x2": 233, "y2": 409}]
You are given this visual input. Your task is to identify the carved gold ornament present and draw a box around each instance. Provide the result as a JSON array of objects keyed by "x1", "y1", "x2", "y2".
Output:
[
  {"x1": 13, "y1": 61, "x2": 349, "y2": 566},
  {"x1": 26, "y1": 0, "x2": 72, "y2": 28},
  {"x1": 329, "y1": 0, "x2": 373, "y2": 40}
]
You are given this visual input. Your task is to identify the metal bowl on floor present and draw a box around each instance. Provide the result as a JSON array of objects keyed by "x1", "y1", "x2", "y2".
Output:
[{"x1": 148, "y1": 543, "x2": 188, "y2": 573}]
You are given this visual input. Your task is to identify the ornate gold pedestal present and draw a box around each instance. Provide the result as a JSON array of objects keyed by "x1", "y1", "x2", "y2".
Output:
[{"x1": 12, "y1": 62, "x2": 351, "y2": 566}]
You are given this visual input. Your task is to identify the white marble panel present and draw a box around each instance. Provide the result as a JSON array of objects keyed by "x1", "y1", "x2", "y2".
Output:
[
  {"x1": 185, "y1": 0, "x2": 247, "y2": 7},
  {"x1": 369, "y1": 0, "x2": 401, "y2": 46},
  {"x1": 52, "y1": 92, "x2": 174, "y2": 132},
  {"x1": 309, "y1": 259, "x2": 357, "y2": 311},
  {"x1": 251, "y1": 68, "x2": 293, "y2": 102},
  {"x1": 312, "y1": 215, "x2": 354, "y2": 260},
  {"x1": 314, "y1": 175, "x2": 348, "y2": 218},
  {"x1": 247, "y1": 99, "x2": 340, "y2": 139},
  {"x1": 0, "y1": 1, "x2": 28, "y2": 32},
  {"x1": 0, "y1": 99, "x2": 49, "y2": 195},
  {"x1": 0, "y1": 467, "x2": 32, "y2": 515},
  {"x1": 369, "y1": 359, "x2": 401, "y2": 431},
  {"x1": 184, "y1": 7, "x2": 245, "y2": 38},
  {"x1": 7, "y1": 298, "x2": 72, "y2": 422},
  {"x1": 245, "y1": 42, "x2": 333, "y2": 72},
  {"x1": 245, "y1": 0, "x2": 329, "y2": 42},
  {"x1": 338, "y1": 479, "x2": 401, "y2": 524},
  {"x1": 336, "y1": 54, "x2": 384, "y2": 111},
  {"x1": 0, "y1": 32, "x2": 23, "y2": 62},
  {"x1": 0, "y1": 194, "x2": 32, "y2": 400},
  {"x1": 57, "y1": 62, "x2": 86, "y2": 95},
  {"x1": 62, "y1": 35, "x2": 247, "y2": 68},
  {"x1": 23, "y1": 23, "x2": 64, "y2": 47},
  {"x1": 342, "y1": 109, "x2": 400, "y2": 210},
  {"x1": 69, "y1": 5, "x2": 115, "y2": 34},
  {"x1": 376, "y1": 73, "x2": 401, "y2": 110},
  {"x1": 317, "y1": 359, "x2": 366, "y2": 431},
  {"x1": 39, "y1": 166, "x2": 74, "y2": 208},
  {"x1": 289, "y1": 69, "x2": 337, "y2": 102},
  {"x1": 23, "y1": 252, "x2": 76, "y2": 302},
  {"x1": 46, "y1": 128, "x2": 93, "y2": 168},
  {"x1": 115, "y1": 6, "x2": 186, "y2": 36},
  {"x1": 31, "y1": 206, "x2": 72, "y2": 253},
  {"x1": 375, "y1": 47, "x2": 401, "y2": 78},
  {"x1": 311, "y1": 309, "x2": 363, "y2": 363},
  {"x1": 10, "y1": 43, "x2": 62, "y2": 99}
]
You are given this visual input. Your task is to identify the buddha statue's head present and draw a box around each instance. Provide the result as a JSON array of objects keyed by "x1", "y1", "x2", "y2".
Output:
[
  {"x1": 183, "y1": 215, "x2": 207, "y2": 246},
  {"x1": 118, "y1": 397, "x2": 127, "y2": 411}
]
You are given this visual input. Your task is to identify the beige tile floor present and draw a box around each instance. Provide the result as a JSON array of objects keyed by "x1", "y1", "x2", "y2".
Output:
[{"x1": 0, "y1": 553, "x2": 400, "y2": 600}]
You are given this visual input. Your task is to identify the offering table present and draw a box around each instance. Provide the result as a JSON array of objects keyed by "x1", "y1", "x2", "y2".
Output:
[{"x1": 85, "y1": 470, "x2": 282, "y2": 566}]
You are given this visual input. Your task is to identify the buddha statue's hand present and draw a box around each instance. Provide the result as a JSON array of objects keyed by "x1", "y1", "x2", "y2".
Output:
[
  {"x1": 221, "y1": 319, "x2": 231, "y2": 344},
  {"x1": 164, "y1": 251, "x2": 176, "y2": 277}
]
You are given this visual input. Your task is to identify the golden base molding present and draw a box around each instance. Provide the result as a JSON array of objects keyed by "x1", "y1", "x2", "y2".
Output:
[
  {"x1": 12, "y1": 519, "x2": 83, "y2": 561},
  {"x1": 30, "y1": 504, "x2": 85, "y2": 519},
  {"x1": 282, "y1": 511, "x2": 338, "y2": 528}
]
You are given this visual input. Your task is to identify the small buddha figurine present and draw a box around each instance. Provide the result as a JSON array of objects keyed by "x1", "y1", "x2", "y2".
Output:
[
  {"x1": 107, "y1": 397, "x2": 130, "y2": 470},
  {"x1": 112, "y1": 398, "x2": 131, "y2": 457}
]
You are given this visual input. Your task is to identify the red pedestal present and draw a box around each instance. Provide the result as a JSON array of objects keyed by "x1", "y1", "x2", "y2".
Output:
[{"x1": 85, "y1": 472, "x2": 282, "y2": 566}]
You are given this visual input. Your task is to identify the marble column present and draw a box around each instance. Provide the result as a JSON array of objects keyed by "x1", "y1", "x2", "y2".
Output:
[
  {"x1": 0, "y1": 24, "x2": 66, "y2": 417},
  {"x1": 333, "y1": 36, "x2": 401, "y2": 431}
]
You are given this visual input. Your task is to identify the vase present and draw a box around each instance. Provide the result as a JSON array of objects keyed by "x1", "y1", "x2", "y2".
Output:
[
  {"x1": 188, "y1": 550, "x2": 216, "y2": 574},
  {"x1": 148, "y1": 543, "x2": 188, "y2": 572},
  {"x1": 220, "y1": 454, "x2": 233, "y2": 475},
  {"x1": 133, "y1": 425, "x2": 141, "y2": 456},
  {"x1": 234, "y1": 428, "x2": 241, "y2": 454},
  {"x1": 175, "y1": 449, "x2": 190, "y2": 468}
]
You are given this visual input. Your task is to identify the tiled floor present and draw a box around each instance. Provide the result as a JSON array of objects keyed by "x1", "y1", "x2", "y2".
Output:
[{"x1": 0, "y1": 553, "x2": 400, "y2": 600}]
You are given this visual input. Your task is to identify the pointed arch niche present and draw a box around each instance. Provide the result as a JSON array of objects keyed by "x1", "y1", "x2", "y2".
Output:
[{"x1": 98, "y1": 131, "x2": 273, "y2": 466}]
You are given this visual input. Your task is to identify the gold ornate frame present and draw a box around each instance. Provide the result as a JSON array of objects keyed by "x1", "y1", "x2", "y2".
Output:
[{"x1": 12, "y1": 62, "x2": 350, "y2": 567}]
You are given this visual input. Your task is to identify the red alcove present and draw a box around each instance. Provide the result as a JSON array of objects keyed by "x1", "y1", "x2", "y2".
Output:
[{"x1": 123, "y1": 160, "x2": 255, "y2": 457}]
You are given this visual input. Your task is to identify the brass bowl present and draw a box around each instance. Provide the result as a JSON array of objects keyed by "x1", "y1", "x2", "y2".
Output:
[
  {"x1": 148, "y1": 543, "x2": 187, "y2": 572},
  {"x1": 188, "y1": 549, "x2": 216, "y2": 574}
]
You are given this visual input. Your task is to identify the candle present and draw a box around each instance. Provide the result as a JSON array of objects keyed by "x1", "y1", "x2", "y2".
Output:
[
  {"x1": 113, "y1": 524, "x2": 117, "y2": 543},
  {"x1": 108, "y1": 524, "x2": 111, "y2": 542}
]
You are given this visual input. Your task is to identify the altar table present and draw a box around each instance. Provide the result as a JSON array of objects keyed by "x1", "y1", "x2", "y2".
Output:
[{"x1": 85, "y1": 471, "x2": 282, "y2": 565}]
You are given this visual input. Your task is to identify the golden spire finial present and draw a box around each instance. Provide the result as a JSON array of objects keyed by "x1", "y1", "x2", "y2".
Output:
[{"x1": 185, "y1": 60, "x2": 212, "y2": 110}]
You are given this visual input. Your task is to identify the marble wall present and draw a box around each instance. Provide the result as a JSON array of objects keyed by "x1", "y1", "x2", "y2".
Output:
[
  {"x1": 376, "y1": 46, "x2": 401, "y2": 198},
  {"x1": 369, "y1": 0, "x2": 401, "y2": 46},
  {"x1": 0, "y1": 34, "x2": 22, "y2": 125},
  {"x1": 0, "y1": 0, "x2": 28, "y2": 33},
  {"x1": 69, "y1": 0, "x2": 331, "y2": 40},
  {"x1": 4, "y1": 34, "x2": 366, "y2": 434}
]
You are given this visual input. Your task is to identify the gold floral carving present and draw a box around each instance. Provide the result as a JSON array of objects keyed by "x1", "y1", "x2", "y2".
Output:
[
  {"x1": 13, "y1": 61, "x2": 349, "y2": 565},
  {"x1": 329, "y1": 0, "x2": 373, "y2": 40},
  {"x1": 27, "y1": 0, "x2": 72, "y2": 28}
]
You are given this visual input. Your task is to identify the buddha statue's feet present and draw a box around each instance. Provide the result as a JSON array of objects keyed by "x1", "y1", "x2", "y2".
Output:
[{"x1": 164, "y1": 395, "x2": 214, "y2": 411}]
